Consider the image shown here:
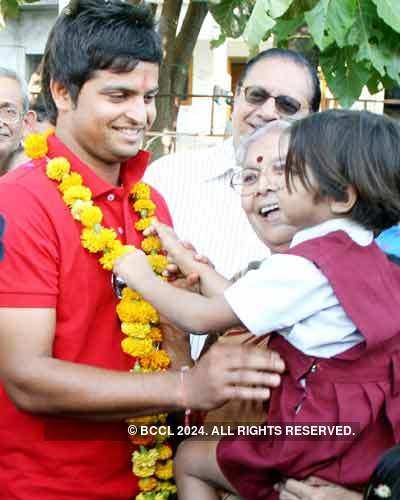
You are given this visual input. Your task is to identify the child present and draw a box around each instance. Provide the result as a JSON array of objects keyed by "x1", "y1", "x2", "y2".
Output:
[
  {"x1": 114, "y1": 110, "x2": 400, "y2": 499},
  {"x1": 364, "y1": 445, "x2": 400, "y2": 499}
]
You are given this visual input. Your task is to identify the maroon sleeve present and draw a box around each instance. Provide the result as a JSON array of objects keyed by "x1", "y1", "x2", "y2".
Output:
[{"x1": 0, "y1": 183, "x2": 59, "y2": 307}]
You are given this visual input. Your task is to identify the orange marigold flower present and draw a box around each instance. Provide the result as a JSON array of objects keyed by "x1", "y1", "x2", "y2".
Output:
[
  {"x1": 149, "y1": 327, "x2": 163, "y2": 342},
  {"x1": 140, "y1": 349, "x2": 170, "y2": 371},
  {"x1": 138, "y1": 477, "x2": 158, "y2": 492}
]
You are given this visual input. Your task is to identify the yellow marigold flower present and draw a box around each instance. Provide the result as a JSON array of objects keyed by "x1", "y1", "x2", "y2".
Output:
[
  {"x1": 121, "y1": 337, "x2": 154, "y2": 357},
  {"x1": 157, "y1": 481, "x2": 177, "y2": 494},
  {"x1": 63, "y1": 185, "x2": 92, "y2": 207},
  {"x1": 116, "y1": 299, "x2": 158, "y2": 324},
  {"x1": 132, "y1": 448, "x2": 159, "y2": 478},
  {"x1": 138, "y1": 477, "x2": 158, "y2": 492},
  {"x1": 141, "y1": 236, "x2": 162, "y2": 254},
  {"x1": 131, "y1": 182, "x2": 151, "y2": 200},
  {"x1": 149, "y1": 327, "x2": 163, "y2": 342},
  {"x1": 121, "y1": 322, "x2": 151, "y2": 338},
  {"x1": 81, "y1": 227, "x2": 116, "y2": 253},
  {"x1": 46, "y1": 157, "x2": 71, "y2": 181},
  {"x1": 157, "y1": 413, "x2": 168, "y2": 424},
  {"x1": 157, "y1": 445, "x2": 172, "y2": 461},
  {"x1": 24, "y1": 133, "x2": 48, "y2": 159},
  {"x1": 135, "y1": 217, "x2": 155, "y2": 231},
  {"x1": 140, "y1": 350, "x2": 170, "y2": 371},
  {"x1": 99, "y1": 241, "x2": 134, "y2": 271},
  {"x1": 147, "y1": 254, "x2": 168, "y2": 274},
  {"x1": 127, "y1": 415, "x2": 158, "y2": 425},
  {"x1": 58, "y1": 172, "x2": 83, "y2": 193},
  {"x1": 71, "y1": 200, "x2": 93, "y2": 221},
  {"x1": 155, "y1": 459, "x2": 174, "y2": 480},
  {"x1": 134, "y1": 199, "x2": 156, "y2": 217},
  {"x1": 80, "y1": 205, "x2": 103, "y2": 228},
  {"x1": 122, "y1": 287, "x2": 141, "y2": 301}
]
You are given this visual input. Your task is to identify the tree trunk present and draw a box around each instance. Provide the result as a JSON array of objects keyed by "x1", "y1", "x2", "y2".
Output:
[{"x1": 148, "y1": 0, "x2": 208, "y2": 161}]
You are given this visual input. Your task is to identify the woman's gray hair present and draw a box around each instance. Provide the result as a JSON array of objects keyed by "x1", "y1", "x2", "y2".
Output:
[
  {"x1": 0, "y1": 67, "x2": 30, "y2": 114},
  {"x1": 235, "y1": 120, "x2": 292, "y2": 166}
]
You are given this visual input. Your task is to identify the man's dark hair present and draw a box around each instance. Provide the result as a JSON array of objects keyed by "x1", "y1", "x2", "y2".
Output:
[
  {"x1": 238, "y1": 48, "x2": 321, "y2": 112},
  {"x1": 42, "y1": 0, "x2": 163, "y2": 124},
  {"x1": 30, "y1": 93, "x2": 49, "y2": 123},
  {"x1": 284, "y1": 109, "x2": 400, "y2": 232}
]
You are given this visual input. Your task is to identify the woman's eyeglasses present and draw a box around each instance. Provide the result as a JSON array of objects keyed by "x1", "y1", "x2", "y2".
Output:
[{"x1": 241, "y1": 85, "x2": 306, "y2": 117}]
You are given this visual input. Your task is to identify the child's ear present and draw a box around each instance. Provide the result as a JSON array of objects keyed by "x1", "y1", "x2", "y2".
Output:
[{"x1": 330, "y1": 185, "x2": 357, "y2": 215}]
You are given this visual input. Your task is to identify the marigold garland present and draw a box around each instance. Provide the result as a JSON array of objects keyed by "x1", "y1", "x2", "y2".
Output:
[{"x1": 24, "y1": 130, "x2": 176, "y2": 499}]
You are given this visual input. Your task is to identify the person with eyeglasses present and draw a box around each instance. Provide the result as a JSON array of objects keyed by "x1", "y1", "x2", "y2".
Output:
[
  {"x1": 144, "y1": 48, "x2": 321, "y2": 360},
  {"x1": 0, "y1": 68, "x2": 35, "y2": 174}
]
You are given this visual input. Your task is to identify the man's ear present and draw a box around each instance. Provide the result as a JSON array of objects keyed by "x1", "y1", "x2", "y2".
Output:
[
  {"x1": 22, "y1": 110, "x2": 37, "y2": 134},
  {"x1": 50, "y1": 79, "x2": 73, "y2": 114},
  {"x1": 330, "y1": 185, "x2": 358, "y2": 215}
]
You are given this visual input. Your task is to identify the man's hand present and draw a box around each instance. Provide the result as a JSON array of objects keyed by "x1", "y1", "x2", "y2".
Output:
[
  {"x1": 184, "y1": 343, "x2": 285, "y2": 410},
  {"x1": 275, "y1": 478, "x2": 362, "y2": 500}
]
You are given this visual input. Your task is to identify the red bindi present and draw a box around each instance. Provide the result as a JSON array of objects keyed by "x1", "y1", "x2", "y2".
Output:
[{"x1": 256, "y1": 155, "x2": 263, "y2": 163}]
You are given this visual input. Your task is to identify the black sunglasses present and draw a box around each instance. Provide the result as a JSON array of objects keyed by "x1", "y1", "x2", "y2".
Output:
[{"x1": 241, "y1": 85, "x2": 304, "y2": 116}]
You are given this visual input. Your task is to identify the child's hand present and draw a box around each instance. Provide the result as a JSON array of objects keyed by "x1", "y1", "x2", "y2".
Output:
[
  {"x1": 113, "y1": 250, "x2": 155, "y2": 288},
  {"x1": 145, "y1": 221, "x2": 211, "y2": 277}
]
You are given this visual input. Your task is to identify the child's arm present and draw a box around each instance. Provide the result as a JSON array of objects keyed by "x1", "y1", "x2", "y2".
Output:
[
  {"x1": 148, "y1": 220, "x2": 231, "y2": 298},
  {"x1": 113, "y1": 250, "x2": 240, "y2": 334}
]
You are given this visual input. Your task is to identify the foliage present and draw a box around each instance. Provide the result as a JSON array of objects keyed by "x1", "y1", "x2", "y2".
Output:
[{"x1": 209, "y1": 0, "x2": 400, "y2": 107}]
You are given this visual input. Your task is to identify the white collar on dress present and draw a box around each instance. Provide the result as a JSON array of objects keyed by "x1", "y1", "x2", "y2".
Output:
[{"x1": 290, "y1": 218, "x2": 374, "y2": 248}]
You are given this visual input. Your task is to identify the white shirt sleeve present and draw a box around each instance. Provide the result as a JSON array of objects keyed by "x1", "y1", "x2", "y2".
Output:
[{"x1": 224, "y1": 254, "x2": 339, "y2": 336}]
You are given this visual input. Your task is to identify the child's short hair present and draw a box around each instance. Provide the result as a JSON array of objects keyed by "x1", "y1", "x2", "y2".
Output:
[
  {"x1": 364, "y1": 445, "x2": 400, "y2": 499},
  {"x1": 284, "y1": 109, "x2": 400, "y2": 231}
]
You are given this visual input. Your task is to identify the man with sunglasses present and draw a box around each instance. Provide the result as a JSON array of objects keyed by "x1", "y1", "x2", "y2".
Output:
[
  {"x1": 0, "y1": 68, "x2": 35, "y2": 175},
  {"x1": 144, "y1": 48, "x2": 321, "y2": 358}
]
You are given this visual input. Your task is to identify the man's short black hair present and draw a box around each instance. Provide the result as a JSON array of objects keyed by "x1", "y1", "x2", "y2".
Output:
[
  {"x1": 42, "y1": 0, "x2": 163, "y2": 124},
  {"x1": 238, "y1": 48, "x2": 321, "y2": 113}
]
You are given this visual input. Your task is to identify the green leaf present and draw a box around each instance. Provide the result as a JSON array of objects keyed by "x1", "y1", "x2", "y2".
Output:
[
  {"x1": 0, "y1": 0, "x2": 20, "y2": 19},
  {"x1": 273, "y1": 15, "x2": 306, "y2": 45},
  {"x1": 304, "y1": 0, "x2": 334, "y2": 50},
  {"x1": 242, "y1": 0, "x2": 295, "y2": 48},
  {"x1": 210, "y1": 32, "x2": 226, "y2": 49},
  {"x1": 371, "y1": 0, "x2": 400, "y2": 34},
  {"x1": 320, "y1": 45, "x2": 370, "y2": 107},
  {"x1": 243, "y1": 0, "x2": 275, "y2": 48},
  {"x1": 208, "y1": 0, "x2": 255, "y2": 39},
  {"x1": 326, "y1": 0, "x2": 357, "y2": 47}
]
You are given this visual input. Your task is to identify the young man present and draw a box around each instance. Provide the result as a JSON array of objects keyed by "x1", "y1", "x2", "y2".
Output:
[
  {"x1": 0, "y1": 2, "x2": 284, "y2": 499},
  {"x1": 0, "y1": 68, "x2": 36, "y2": 174},
  {"x1": 144, "y1": 48, "x2": 321, "y2": 358}
]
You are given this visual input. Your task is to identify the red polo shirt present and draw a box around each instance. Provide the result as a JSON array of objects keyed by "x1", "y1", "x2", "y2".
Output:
[{"x1": 0, "y1": 135, "x2": 172, "y2": 500}]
